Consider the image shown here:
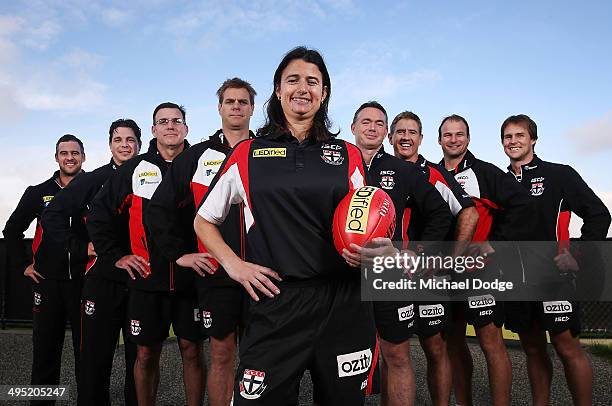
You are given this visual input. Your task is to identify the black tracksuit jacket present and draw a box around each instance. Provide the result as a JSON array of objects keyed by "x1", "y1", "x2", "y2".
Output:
[
  {"x1": 146, "y1": 130, "x2": 252, "y2": 287},
  {"x1": 42, "y1": 159, "x2": 129, "y2": 282},
  {"x1": 367, "y1": 148, "x2": 453, "y2": 245},
  {"x1": 3, "y1": 171, "x2": 85, "y2": 279},
  {"x1": 197, "y1": 132, "x2": 368, "y2": 281},
  {"x1": 88, "y1": 139, "x2": 191, "y2": 291}
]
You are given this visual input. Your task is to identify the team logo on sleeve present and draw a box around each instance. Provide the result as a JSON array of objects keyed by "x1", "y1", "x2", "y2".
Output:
[
  {"x1": 33, "y1": 292, "x2": 42, "y2": 306},
  {"x1": 530, "y1": 177, "x2": 545, "y2": 196},
  {"x1": 321, "y1": 144, "x2": 344, "y2": 165},
  {"x1": 130, "y1": 320, "x2": 141, "y2": 336},
  {"x1": 239, "y1": 369, "x2": 267, "y2": 399},
  {"x1": 201, "y1": 311, "x2": 212, "y2": 328},
  {"x1": 379, "y1": 171, "x2": 395, "y2": 190},
  {"x1": 84, "y1": 300, "x2": 95, "y2": 316}
]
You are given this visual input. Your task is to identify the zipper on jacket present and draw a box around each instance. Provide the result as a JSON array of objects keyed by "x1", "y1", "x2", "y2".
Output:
[{"x1": 170, "y1": 262, "x2": 174, "y2": 291}]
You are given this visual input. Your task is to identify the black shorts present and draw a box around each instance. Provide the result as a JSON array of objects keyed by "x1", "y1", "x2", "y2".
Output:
[
  {"x1": 453, "y1": 293, "x2": 504, "y2": 329},
  {"x1": 373, "y1": 301, "x2": 415, "y2": 344},
  {"x1": 197, "y1": 285, "x2": 245, "y2": 339},
  {"x1": 415, "y1": 302, "x2": 451, "y2": 338},
  {"x1": 234, "y1": 277, "x2": 376, "y2": 406},
  {"x1": 505, "y1": 301, "x2": 581, "y2": 336},
  {"x1": 127, "y1": 289, "x2": 206, "y2": 345}
]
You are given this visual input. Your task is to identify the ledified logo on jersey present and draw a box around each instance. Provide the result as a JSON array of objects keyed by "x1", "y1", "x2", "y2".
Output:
[
  {"x1": 253, "y1": 148, "x2": 286, "y2": 158},
  {"x1": 84, "y1": 300, "x2": 95, "y2": 316},
  {"x1": 130, "y1": 320, "x2": 141, "y2": 336},
  {"x1": 239, "y1": 369, "x2": 267, "y2": 399}
]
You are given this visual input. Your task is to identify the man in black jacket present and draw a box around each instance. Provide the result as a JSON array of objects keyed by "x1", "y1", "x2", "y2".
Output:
[
  {"x1": 41, "y1": 119, "x2": 141, "y2": 405},
  {"x1": 146, "y1": 78, "x2": 256, "y2": 406},
  {"x1": 3, "y1": 134, "x2": 85, "y2": 404},
  {"x1": 438, "y1": 114, "x2": 533, "y2": 406},
  {"x1": 502, "y1": 114, "x2": 611, "y2": 406},
  {"x1": 88, "y1": 103, "x2": 205, "y2": 406}
]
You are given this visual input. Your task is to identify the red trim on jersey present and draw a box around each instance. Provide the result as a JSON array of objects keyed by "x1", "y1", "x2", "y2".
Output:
[
  {"x1": 85, "y1": 256, "x2": 97, "y2": 274},
  {"x1": 471, "y1": 197, "x2": 500, "y2": 241},
  {"x1": 557, "y1": 210, "x2": 571, "y2": 254},
  {"x1": 219, "y1": 140, "x2": 254, "y2": 217},
  {"x1": 128, "y1": 195, "x2": 151, "y2": 274},
  {"x1": 345, "y1": 142, "x2": 366, "y2": 190},
  {"x1": 365, "y1": 337, "x2": 380, "y2": 395},
  {"x1": 428, "y1": 166, "x2": 449, "y2": 188},
  {"x1": 402, "y1": 208, "x2": 412, "y2": 250},
  {"x1": 31, "y1": 222, "x2": 43, "y2": 258},
  {"x1": 191, "y1": 182, "x2": 220, "y2": 269}
]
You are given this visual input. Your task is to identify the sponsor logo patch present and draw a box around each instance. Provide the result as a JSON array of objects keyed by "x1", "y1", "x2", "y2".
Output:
[
  {"x1": 397, "y1": 304, "x2": 414, "y2": 321},
  {"x1": 336, "y1": 348, "x2": 372, "y2": 377},
  {"x1": 543, "y1": 301, "x2": 572, "y2": 314},
  {"x1": 84, "y1": 300, "x2": 95, "y2": 316},
  {"x1": 419, "y1": 304, "x2": 444, "y2": 318},
  {"x1": 33, "y1": 292, "x2": 41, "y2": 306},
  {"x1": 193, "y1": 308, "x2": 201, "y2": 322},
  {"x1": 468, "y1": 294, "x2": 496, "y2": 309},
  {"x1": 239, "y1": 369, "x2": 267, "y2": 399},
  {"x1": 253, "y1": 148, "x2": 286, "y2": 158},
  {"x1": 321, "y1": 146, "x2": 344, "y2": 165},
  {"x1": 42, "y1": 195, "x2": 54, "y2": 207},
  {"x1": 130, "y1": 319, "x2": 141, "y2": 336},
  {"x1": 202, "y1": 311, "x2": 212, "y2": 328}
]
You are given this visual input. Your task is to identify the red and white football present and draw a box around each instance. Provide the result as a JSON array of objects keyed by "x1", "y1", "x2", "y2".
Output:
[{"x1": 332, "y1": 186, "x2": 396, "y2": 255}]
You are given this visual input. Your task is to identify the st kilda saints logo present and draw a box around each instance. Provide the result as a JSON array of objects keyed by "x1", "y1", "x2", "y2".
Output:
[
  {"x1": 321, "y1": 144, "x2": 344, "y2": 166},
  {"x1": 530, "y1": 177, "x2": 545, "y2": 196},
  {"x1": 202, "y1": 311, "x2": 212, "y2": 329},
  {"x1": 84, "y1": 300, "x2": 95, "y2": 316},
  {"x1": 130, "y1": 320, "x2": 141, "y2": 336},
  {"x1": 239, "y1": 369, "x2": 267, "y2": 399},
  {"x1": 379, "y1": 170, "x2": 395, "y2": 190},
  {"x1": 33, "y1": 292, "x2": 42, "y2": 306}
]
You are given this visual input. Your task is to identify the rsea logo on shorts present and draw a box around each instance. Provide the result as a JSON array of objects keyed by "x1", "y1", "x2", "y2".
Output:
[
  {"x1": 253, "y1": 148, "x2": 286, "y2": 158},
  {"x1": 543, "y1": 301, "x2": 572, "y2": 314},
  {"x1": 397, "y1": 304, "x2": 414, "y2": 321},
  {"x1": 468, "y1": 294, "x2": 496, "y2": 309},
  {"x1": 419, "y1": 304, "x2": 444, "y2": 318},
  {"x1": 336, "y1": 348, "x2": 372, "y2": 377}
]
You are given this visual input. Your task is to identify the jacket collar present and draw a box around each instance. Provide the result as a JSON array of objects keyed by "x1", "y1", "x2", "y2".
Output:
[{"x1": 439, "y1": 150, "x2": 476, "y2": 173}]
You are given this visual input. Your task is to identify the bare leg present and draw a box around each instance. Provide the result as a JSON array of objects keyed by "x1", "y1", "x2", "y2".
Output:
[
  {"x1": 379, "y1": 338, "x2": 415, "y2": 406},
  {"x1": 419, "y1": 332, "x2": 451, "y2": 406}
]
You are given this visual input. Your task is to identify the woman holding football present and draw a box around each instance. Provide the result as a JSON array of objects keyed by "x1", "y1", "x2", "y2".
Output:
[{"x1": 194, "y1": 46, "x2": 376, "y2": 405}]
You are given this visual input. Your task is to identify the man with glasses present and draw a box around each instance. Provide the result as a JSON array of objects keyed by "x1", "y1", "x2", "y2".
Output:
[
  {"x1": 146, "y1": 78, "x2": 256, "y2": 406},
  {"x1": 88, "y1": 103, "x2": 205, "y2": 406}
]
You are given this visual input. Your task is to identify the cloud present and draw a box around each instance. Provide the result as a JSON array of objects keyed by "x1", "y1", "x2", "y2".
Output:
[
  {"x1": 565, "y1": 111, "x2": 612, "y2": 154},
  {"x1": 100, "y1": 8, "x2": 131, "y2": 25},
  {"x1": 332, "y1": 43, "x2": 440, "y2": 106},
  {"x1": 0, "y1": 11, "x2": 106, "y2": 115}
]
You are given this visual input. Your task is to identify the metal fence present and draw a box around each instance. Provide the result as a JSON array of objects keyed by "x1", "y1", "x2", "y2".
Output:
[{"x1": 1, "y1": 238, "x2": 611, "y2": 335}]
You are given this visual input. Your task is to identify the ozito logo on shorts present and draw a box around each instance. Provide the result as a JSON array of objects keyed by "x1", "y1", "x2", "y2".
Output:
[
  {"x1": 419, "y1": 304, "x2": 444, "y2": 318},
  {"x1": 397, "y1": 304, "x2": 414, "y2": 321},
  {"x1": 130, "y1": 320, "x2": 141, "y2": 336},
  {"x1": 336, "y1": 348, "x2": 372, "y2": 377},
  {"x1": 202, "y1": 311, "x2": 212, "y2": 329},
  {"x1": 468, "y1": 294, "x2": 496, "y2": 309},
  {"x1": 84, "y1": 300, "x2": 95, "y2": 316},
  {"x1": 239, "y1": 369, "x2": 267, "y2": 400},
  {"x1": 543, "y1": 301, "x2": 572, "y2": 314}
]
